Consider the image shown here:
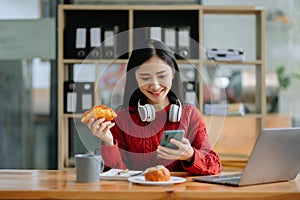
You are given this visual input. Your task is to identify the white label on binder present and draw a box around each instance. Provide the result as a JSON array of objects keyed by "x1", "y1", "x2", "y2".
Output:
[
  {"x1": 150, "y1": 27, "x2": 162, "y2": 41},
  {"x1": 67, "y1": 92, "x2": 77, "y2": 112},
  {"x1": 104, "y1": 30, "x2": 114, "y2": 47},
  {"x1": 178, "y1": 29, "x2": 189, "y2": 47},
  {"x1": 90, "y1": 27, "x2": 101, "y2": 47},
  {"x1": 164, "y1": 28, "x2": 176, "y2": 48},
  {"x1": 75, "y1": 28, "x2": 86, "y2": 49},
  {"x1": 82, "y1": 94, "x2": 92, "y2": 110}
]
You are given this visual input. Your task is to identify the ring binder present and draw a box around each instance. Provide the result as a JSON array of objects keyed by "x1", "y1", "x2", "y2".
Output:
[
  {"x1": 163, "y1": 26, "x2": 177, "y2": 55},
  {"x1": 133, "y1": 27, "x2": 162, "y2": 49},
  {"x1": 64, "y1": 81, "x2": 77, "y2": 113},
  {"x1": 149, "y1": 27, "x2": 162, "y2": 41},
  {"x1": 89, "y1": 27, "x2": 102, "y2": 59},
  {"x1": 103, "y1": 26, "x2": 119, "y2": 59},
  {"x1": 64, "y1": 81, "x2": 94, "y2": 113},
  {"x1": 80, "y1": 83, "x2": 94, "y2": 112},
  {"x1": 177, "y1": 26, "x2": 191, "y2": 59},
  {"x1": 75, "y1": 28, "x2": 87, "y2": 58}
]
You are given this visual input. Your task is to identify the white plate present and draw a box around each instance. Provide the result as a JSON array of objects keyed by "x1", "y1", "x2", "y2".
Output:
[{"x1": 128, "y1": 176, "x2": 186, "y2": 185}]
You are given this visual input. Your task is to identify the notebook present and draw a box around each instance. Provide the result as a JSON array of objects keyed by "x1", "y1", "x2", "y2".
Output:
[
  {"x1": 193, "y1": 127, "x2": 300, "y2": 186},
  {"x1": 99, "y1": 168, "x2": 143, "y2": 181}
]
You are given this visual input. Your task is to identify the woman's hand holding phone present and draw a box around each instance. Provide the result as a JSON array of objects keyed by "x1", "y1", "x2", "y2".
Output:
[
  {"x1": 157, "y1": 130, "x2": 194, "y2": 162},
  {"x1": 157, "y1": 138, "x2": 194, "y2": 161}
]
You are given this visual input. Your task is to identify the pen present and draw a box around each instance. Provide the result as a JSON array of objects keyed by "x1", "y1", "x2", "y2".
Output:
[{"x1": 117, "y1": 169, "x2": 129, "y2": 175}]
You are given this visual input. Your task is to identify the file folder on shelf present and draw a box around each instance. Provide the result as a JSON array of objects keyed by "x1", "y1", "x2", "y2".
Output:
[
  {"x1": 177, "y1": 26, "x2": 191, "y2": 59},
  {"x1": 89, "y1": 27, "x2": 102, "y2": 59},
  {"x1": 134, "y1": 27, "x2": 163, "y2": 49},
  {"x1": 64, "y1": 81, "x2": 77, "y2": 113},
  {"x1": 75, "y1": 28, "x2": 87, "y2": 58},
  {"x1": 163, "y1": 26, "x2": 177, "y2": 55},
  {"x1": 149, "y1": 27, "x2": 162, "y2": 41},
  {"x1": 64, "y1": 81, "x2": 94, "y2": 114},
  {"x1": 103, "y1": 26, "x2": 119, "y2": 59},
  {"x1": 77, "y1": 82, "x2": 94, "y2": 113}
]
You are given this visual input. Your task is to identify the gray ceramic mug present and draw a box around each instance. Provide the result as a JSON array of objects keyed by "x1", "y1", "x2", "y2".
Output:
[{"x1": 75, "y1": 154, "x2": 104, "y2": 183}]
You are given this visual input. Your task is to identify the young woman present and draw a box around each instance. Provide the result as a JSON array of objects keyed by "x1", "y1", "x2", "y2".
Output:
[{"x1": 86, "y1": 39, "x2": 221, "y2": 175}]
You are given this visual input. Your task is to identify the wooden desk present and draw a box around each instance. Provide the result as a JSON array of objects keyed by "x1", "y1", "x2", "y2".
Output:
[{"x1": 0, "y1": 170, "x2": 299, "y2": 200}]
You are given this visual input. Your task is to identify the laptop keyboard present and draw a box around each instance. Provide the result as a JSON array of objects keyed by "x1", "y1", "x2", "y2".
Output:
[
  {"x1": 193, "y1": 173, "x2": 242, "y2": 186},
  {"x1": 216, "y1": 177, "x2": 241, "y2": 185},
  {"x1": 211, "y1": 174, "x2": 242, "y2": 185},
  {"x1": 212, "y1": 173, "x2": 242, "y2": 180}
]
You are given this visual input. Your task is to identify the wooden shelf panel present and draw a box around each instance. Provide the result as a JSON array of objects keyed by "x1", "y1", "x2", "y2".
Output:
[
  {"x1": 203, "y1": 6, "x2": 265, "y2": 15},
  {"x1": 63, "y1": 59, "x2": 201, "y2": 65},
  {"x1": 63, "y1": 114, "x2": 82, "y2": 118},
  {"x1": 63, "y1": 59, "x2": 263, "y2": 65},
  {"x1": 63, "y1": 59, "x2": 128, "y2": 64},
  {"x1": 59, "y1": 4, "x2": 201, "y2": 11},
  {"x1": 203, "y1": 113, "x2": 262, "y2": 118}
]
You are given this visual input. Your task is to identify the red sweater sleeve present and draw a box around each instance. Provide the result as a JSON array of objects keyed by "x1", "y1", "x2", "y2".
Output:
[
  {"x1": 180, "y1": 106, "x2": 222, "y2": 175},
  {"x1": 100, "y1": 122, "x2": 128, "y2": 170}
]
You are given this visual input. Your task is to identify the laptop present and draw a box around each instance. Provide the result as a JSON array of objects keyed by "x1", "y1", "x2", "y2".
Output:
[{"x1": 193, "y1": 127, "x2": 300, "y2": 186}]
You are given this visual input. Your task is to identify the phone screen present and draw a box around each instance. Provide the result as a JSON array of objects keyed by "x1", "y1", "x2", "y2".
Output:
[{"x1": 160, "y1": 130, "x2": 184, "y2": 150}]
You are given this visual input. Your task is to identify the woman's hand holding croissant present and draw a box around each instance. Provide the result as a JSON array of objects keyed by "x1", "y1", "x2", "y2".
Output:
[{"x1": 87, "y1": 117, "x2": 115, "y2": 146}]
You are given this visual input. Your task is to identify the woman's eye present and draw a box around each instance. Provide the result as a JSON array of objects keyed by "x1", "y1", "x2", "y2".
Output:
[
  {"x1": 141, "y1": 77, "x2": 150, "y2": 81},
  {"x1": 158, "y1": 75, "x2": 166, "y2": 79}
]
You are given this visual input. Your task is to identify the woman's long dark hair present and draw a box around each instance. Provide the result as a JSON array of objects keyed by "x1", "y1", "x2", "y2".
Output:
[{"x1": 123, "y1": 39, "x2": 185, "y2": 108}]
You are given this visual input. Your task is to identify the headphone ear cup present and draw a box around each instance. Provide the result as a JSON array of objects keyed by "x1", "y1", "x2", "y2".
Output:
[
  {"x1": 169, "y1": 104, "x2": 180, "y2": 122},
  {"x1": 144, "y1": 104, "x2": 155, "y2": 122},
  {"x1": 138, "y1": 104, "x2": 155, "y2": 122},
  {"x1": 138, "y1": 105, "x2": 147, "y2": 122},
  {"x1": 169, "y1": 100, "x2": 182, "y2": 122},
  {"x1": 177, "y1": 103, "x2": 182, "y2": 121}
]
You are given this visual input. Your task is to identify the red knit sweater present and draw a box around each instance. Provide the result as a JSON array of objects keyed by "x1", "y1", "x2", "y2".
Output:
[{"x1": 100, "y1": 104, "x2": 222, "y2": 175}]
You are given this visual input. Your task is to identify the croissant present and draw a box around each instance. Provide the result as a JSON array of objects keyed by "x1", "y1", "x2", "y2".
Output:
[{"x1": 81, "y1": 105, "x2": 117, "y2": 124}]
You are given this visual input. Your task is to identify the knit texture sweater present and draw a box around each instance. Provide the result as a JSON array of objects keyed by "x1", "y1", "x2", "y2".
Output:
[{"x1": 100, "y1": 103, "x2": 222, "y2": 175}]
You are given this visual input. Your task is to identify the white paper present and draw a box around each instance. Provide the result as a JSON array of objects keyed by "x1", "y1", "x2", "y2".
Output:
[
  {"x1": 100, "y1": 169, "x2": 143, "y2": 181},
  {"x1": 178, "y1": 28, "x2": 190, "y2": 47},
  {"x1": 82, "y1": 94, "x2": 92, "y2": 110},
  {"x1": 150, "y1": 27, "x2": 162, "y2": 41},
  {"x1": 104, "y1": 30, "x2": 114, "y2": 47},
  {"x1": 75, "y1": 28, "x2": 86, "y2": 49},
  {"x1": 90, "y1": 27, "x2": 101, "y2": 47},
  {"x1": 67, "y1": 92, "x2": 77, "y2": 112},
  {"x1": 164, "y1": 27, "x2": 176, "y2": 48}
]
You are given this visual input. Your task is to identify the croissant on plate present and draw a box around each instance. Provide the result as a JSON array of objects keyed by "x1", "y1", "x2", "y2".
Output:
[{"x1": 81, "y1": 105, "x2": 117, "y2": 124}]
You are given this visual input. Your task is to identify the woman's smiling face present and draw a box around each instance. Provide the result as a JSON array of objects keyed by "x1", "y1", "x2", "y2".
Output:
[{"x1": 135, "y1": 55, "x2": 174, "y2": 108}]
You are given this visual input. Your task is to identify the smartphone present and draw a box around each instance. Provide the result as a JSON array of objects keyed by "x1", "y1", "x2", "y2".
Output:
[{"x1": 160, "y1": 130, "x2": 184, "y2": 150}]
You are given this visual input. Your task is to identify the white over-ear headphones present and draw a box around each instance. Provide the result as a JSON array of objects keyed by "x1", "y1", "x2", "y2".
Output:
[{"x1": 138, "y1": 99, "x2": 182, "y2": 122}]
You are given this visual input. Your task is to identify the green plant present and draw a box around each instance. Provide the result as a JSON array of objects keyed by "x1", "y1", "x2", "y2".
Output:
[{"x1": 276, "y1": 65, "x2": 300, "y2": 90}]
